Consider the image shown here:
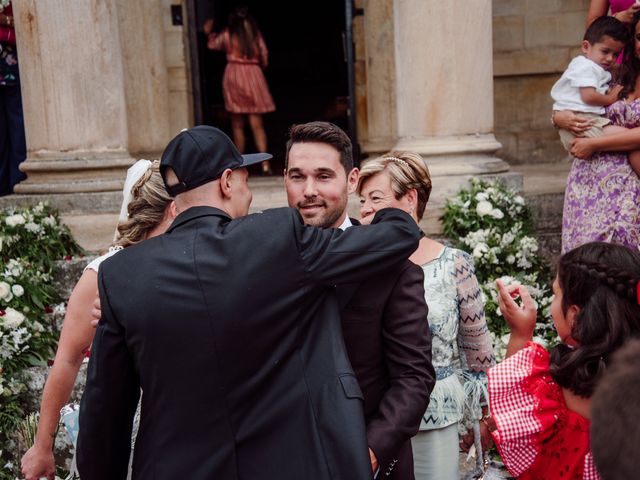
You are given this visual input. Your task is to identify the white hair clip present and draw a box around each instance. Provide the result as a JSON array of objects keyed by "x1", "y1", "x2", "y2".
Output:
[
  {"x1": 382, "y1": 156, "x2": 409, "y2": 167},
  {"x1": 113, "y1": 159, "x2": 153, "y2": 241}
]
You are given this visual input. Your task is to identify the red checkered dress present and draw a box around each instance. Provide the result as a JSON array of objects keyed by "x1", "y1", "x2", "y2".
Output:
[{"x1": 488, "y1": 342, "x2": 600, "y2": 479}]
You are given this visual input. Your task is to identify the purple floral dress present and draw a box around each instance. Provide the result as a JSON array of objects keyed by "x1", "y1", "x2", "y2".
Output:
[{"x1": 562, "y1": 99, "x2": 640, "y2": 253}]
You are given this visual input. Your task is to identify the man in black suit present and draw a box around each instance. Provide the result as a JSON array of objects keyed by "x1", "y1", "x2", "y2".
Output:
[
  {"x1": 283, "y1": 121, "x2": 436, "y2": 478},
  {"x1": 76, "y1": 126, "x2": 422, "y2": 480}
]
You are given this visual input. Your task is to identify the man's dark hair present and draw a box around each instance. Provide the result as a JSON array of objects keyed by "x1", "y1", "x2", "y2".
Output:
[
  {"x1": 591, "y1": 338, "x2": 640, "y2": 479},
  {"x1": 584, "y1": 15, "x2": 629, "y2": 44},
  {"x1": 285, "y1": 121, "x2": 353, "y2": 174},
  {"x1": 549, "y1": 242, "x2": 640, "y2": 397}
]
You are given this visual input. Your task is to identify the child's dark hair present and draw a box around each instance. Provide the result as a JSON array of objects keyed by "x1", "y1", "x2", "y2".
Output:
[
  {"x1": 584, "y1": 15, "x2": 629, "y2": 44},
  {"x1": 619, "y1": 11, "x2": 640, "y2": 100},
  {"x1": 549, "y1": 242, "x2": 640, "y2": 397}
]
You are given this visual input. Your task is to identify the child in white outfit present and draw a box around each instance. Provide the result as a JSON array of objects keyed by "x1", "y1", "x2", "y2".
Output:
[{"x1": 551, "y1": 16, "x2": 629, "y2": 151}]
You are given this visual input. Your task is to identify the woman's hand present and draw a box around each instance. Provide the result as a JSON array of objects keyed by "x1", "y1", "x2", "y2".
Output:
[
  {"x1": 570, "y1": 137, "x2": 597, "y2": 159},
  {"x1": 553, "y1": 110, "x2": 593, "y2": 136},
  {"x1": 615, "y1": 3, "x2": 640, "y2": 24},
  {"x1": 203, "y1": 19, "x2": 214, "y2": 35},
  {"x1": 21, "y1": 443, "x2": 55, "y2": 480},
  {"x1": 459, "y1": 421, "x2": 494, "y2": 453},
  {"x1": 496, "y1": 280, "x2": 536, "y2": 339}
]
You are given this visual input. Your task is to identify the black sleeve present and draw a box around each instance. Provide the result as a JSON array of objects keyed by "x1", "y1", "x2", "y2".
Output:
[
  {"x1": 76, "y1": 270, "x2": 140, "y2": 480},
  {"x1": 295, "y1": 207, "x2": 421, "y2": 286}
]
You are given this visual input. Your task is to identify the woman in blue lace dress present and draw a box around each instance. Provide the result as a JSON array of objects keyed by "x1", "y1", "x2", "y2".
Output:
[{"x1": 358, "y1": 151, "x2": 495, "y2": 480}]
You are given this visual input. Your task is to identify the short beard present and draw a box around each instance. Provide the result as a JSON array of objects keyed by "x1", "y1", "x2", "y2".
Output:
[{"x1": 298, "y1": 203, "x2": 346, "y2": 229}]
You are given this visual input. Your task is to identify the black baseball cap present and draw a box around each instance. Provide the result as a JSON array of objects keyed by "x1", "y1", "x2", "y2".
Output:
[{"x1": 160, "y1": 125, "x2": 272, "y2": 196}]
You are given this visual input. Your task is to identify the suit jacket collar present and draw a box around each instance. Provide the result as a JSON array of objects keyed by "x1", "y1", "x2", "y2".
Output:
[{"x1": 167, "y1": 206, "x2": 231, "y2": 233}]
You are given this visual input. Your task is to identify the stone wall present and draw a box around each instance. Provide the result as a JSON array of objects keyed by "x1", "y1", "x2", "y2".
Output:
[
  {"x1": 492, "y1": 0, "x2": 589, "y2": 164},
  {"x1": 162, "y1": 0, "x2": 192, "y2": 135}
]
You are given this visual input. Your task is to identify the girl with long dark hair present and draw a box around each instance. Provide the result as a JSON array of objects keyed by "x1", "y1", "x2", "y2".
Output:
[{"x1": 488, "y1": 242, "x2": 640, "y2": 479}]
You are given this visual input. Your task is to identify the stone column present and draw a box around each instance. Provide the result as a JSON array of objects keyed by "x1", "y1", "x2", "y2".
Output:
[
  {"x1": 12, "y1": 0, "x2": 170, "y2": 194},
  {"x1": 392, "y1": 0, "x2": 509, "y2": 177}
]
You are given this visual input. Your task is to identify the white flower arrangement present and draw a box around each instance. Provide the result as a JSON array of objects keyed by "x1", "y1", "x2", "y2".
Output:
[
  {"x1": 442, "y1": 179, "x2": 556, "y2": 362},
  {"x1": 0, "y1": 202, "x2": 83, "y2": 478}
]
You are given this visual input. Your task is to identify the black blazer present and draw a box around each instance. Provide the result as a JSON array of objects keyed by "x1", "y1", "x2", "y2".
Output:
[
  {"x1": 77, "y1": 206, "x2": 421, "y2": 480},
  {"x1": 340, "y1": 236, "x2": 435, "y2": 478}
]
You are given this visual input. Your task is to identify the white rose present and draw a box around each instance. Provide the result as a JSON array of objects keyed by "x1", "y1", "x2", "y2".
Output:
[
  {"x1": 472, "y1": 243, "x2": 489, "y2": 259},
  {"x1": 475, "y1": 192, "x2": 488, "y2": 202},
  {"x1": 3, "y1": 308, "x2": 25, "y2": 328},
  {"x1": 24, "y1": 222, "x2": 41, "y2": 234},
  {"x1": 506, "y1": 254, "x2": 516, "y2": 264},
  {"x1": 490, "y1": 208, "x2": 504, "y2": 219},
  {"x1": 476, "y1": 201, "x2": 493, "y2": 217},
  {"x1": 0, "y1": 281, "x2": 10, "y2": 300},
  {"x1": 5, "y1": 214, "x2": 25, "y2": 227},
  {"x1": 11, "y1": 284, "x2": 24, "y2": 297}
]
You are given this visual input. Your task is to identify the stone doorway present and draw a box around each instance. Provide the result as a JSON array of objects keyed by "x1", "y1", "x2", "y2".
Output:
[{"x1": 187, "y1": 0, "x2": 352, "y2": 176}]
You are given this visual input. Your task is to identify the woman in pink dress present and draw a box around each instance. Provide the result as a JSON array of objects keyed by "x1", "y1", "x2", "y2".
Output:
[
  {"x1": 587, "y1": 0, "x2": 640, "y2": 27},
  {"x1": 205, "y1": 6, "x2": 275, "y2": 175},
  {"x1": 487, "y1": 241, "x2": 640, "y2": 479}
]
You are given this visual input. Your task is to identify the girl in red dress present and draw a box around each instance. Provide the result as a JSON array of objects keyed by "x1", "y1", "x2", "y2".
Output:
[{"x1": 488, "y1": 242, "x2": 640, "y2": 479}]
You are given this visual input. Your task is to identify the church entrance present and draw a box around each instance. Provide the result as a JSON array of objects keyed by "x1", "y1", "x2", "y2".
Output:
[{"x1": 187, "y1": 0, "x2": 357, "y2": 176}]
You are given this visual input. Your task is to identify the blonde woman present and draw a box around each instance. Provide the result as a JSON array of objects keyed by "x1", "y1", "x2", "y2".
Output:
[
  {"x1": 20, "y1": 160, "x2": 176, "y2": 480},
  {"x1": 357, "y1": 152, "x2": 495, "y2": 480}
]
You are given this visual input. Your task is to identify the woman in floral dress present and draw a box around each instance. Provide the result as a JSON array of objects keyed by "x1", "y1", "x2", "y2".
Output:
[
  {"x1": 358, "y1": 151, "x2": 495, "y2": 480},
  {"x1": 557, "y1": 11, "x2": 640, "y2": 253}
]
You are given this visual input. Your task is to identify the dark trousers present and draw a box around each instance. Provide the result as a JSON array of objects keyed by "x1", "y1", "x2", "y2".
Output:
[{"x1": 0, "y1": 84, "x2": 26, "y2": 196}]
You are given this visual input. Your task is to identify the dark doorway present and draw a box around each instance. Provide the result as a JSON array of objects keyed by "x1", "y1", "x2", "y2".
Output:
[{"x1": 188, "y1": 0, "x2": 352, "y2": 175}]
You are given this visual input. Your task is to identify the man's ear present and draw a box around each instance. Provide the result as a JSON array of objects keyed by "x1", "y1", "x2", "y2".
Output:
[
  {"x1": 347, "y1": 168, "x2": 359, "y2": 195},
  {"x1": 220, "y1": 169, "x2": 234, "y2": 199},
  {"x1": 166, "y1": 200, "x2": 178, "y2": 221}
]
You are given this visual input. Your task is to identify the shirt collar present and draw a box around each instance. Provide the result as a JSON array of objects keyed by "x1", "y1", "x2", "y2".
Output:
[{"x1": 338, "y1": 216, "x2": 353, "y2": 231}]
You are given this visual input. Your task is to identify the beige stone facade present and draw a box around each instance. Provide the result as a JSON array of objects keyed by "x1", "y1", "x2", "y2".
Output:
[
  {"x1": 492, "y1": 0, "x2": 589, "y2": 164},
  {"x1": 10, "y1": 0, "x2": 591, "y2": 195}
]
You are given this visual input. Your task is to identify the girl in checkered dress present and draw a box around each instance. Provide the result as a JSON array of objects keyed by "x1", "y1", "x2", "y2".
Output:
[{"x1": 487, "y1": 242, "x2": 640, "y2": 479}]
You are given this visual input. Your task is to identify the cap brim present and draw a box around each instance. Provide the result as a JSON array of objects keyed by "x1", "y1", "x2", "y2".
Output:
[{"x1": 239, "y1": 152, "x2": 273, "y2": 168}]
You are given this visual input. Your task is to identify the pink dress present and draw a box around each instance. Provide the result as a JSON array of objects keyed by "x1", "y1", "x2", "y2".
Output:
[
  {"x1": 609, "y1": 0, "x2": 635, "y2": 16},
  {"x1": 207, "y1": 30, "x2": 276, "y2": 114}
]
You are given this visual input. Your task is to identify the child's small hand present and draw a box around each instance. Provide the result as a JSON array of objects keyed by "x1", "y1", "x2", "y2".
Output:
[
  {"x1": 496, "y1": 279, "x2": 536, "y2": 340},
  {"x1": 607, "y1": 85, "x2": 624, "y2": 103}
]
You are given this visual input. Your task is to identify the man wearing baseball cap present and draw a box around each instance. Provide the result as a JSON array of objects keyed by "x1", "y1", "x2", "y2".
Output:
[{"x1": 77, "y1": 126, "x2": 422, "y2": 480}]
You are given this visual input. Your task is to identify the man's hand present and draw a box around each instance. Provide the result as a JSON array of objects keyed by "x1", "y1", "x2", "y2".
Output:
[
  {"x1": 90, "y1": 292, "x2": 101, "y2": 328},
  {"x1": 369, "y1": 447, "x2": 378, "y2": 473}
]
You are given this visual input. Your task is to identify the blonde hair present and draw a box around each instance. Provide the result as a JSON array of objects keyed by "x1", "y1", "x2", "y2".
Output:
[
  {"x1": 357, "y1": 151, "x2": 432, "y2": 220},
  {"x1": 114, "y1": 161, "x2": 172, "y2": 248}
]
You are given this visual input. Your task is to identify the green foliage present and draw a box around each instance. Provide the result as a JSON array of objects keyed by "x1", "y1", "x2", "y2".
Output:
[
  {"x1": 441, "y1": 179, "x2": 557, "y2": 360},
  {"x1": 0, "y1": 202, "x2": 83, "y2": 478}
]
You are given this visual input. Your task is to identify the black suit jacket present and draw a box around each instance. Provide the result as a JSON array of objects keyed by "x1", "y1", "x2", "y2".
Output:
[
  {"x1": 77, "y1": 206, "x2": 421, "y2": 480},
  {"x1": 340, "y1": 250, "x2": 435, "y2": 479}
]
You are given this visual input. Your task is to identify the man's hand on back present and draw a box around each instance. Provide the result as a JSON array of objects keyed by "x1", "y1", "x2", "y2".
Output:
[{"x1": 90, "y1": 292, "x2": 101, "y2": 328}]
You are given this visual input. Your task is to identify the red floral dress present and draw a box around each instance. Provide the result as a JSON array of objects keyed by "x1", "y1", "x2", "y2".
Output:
[{"x1": 488, "y1": 342, "x2": 600, "y2": 479}]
